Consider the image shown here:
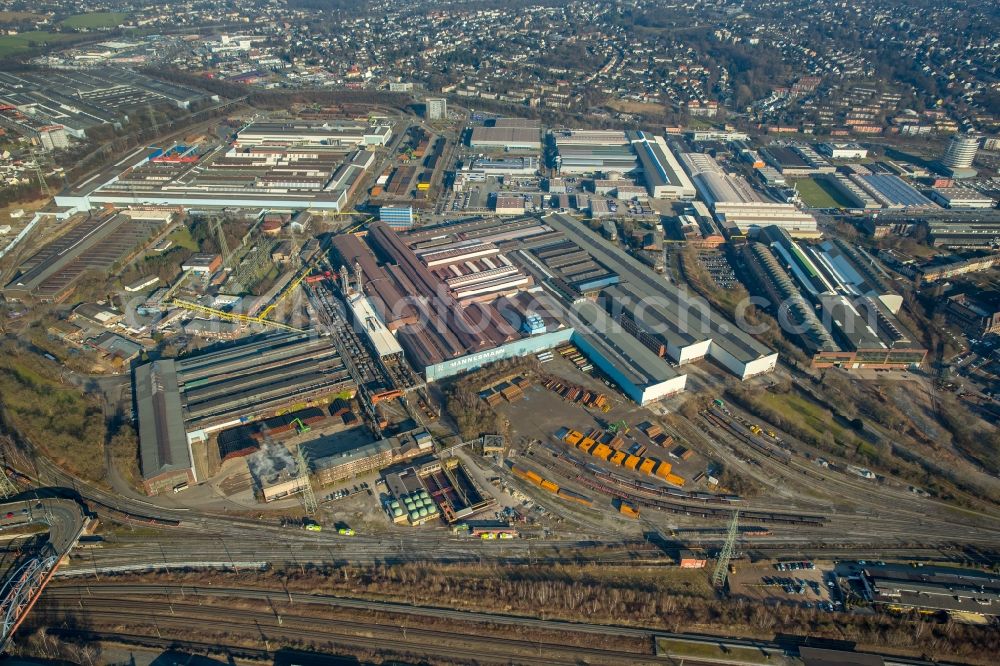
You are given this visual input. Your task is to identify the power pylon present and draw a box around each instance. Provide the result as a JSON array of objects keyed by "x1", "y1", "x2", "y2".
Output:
[
  {"x1": 29, "y1": 150, "x2": 52, "y2": 198},
  {"x1": 712, "y1": 510, "x2": 740, "y2": 589},
  {"x1": 210, "y1": 216, "x2": 231, "y2": 264},
  {"x1": 294, "y1": 446, "x2": 318, "y2": 517},
  {"x1": 146, "y1": 104, "x2": 160, "y2": 136}
]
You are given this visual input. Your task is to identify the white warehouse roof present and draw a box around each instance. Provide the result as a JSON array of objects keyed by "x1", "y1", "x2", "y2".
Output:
[{"x1": 349, "y1": 294, "x2": 404, "y2": 358}]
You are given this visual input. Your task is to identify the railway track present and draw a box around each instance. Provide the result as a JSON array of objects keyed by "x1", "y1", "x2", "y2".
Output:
[
  {"x1": 526, "y1": 441, "x2": 826, "y2": 525},
  {"x1": 34, "y1": 596, "x2": 662, "y2": 666},
  {"x1": 696, "y1": 406, "x2": 1000, "y2": 539},
  {"x1": 34, "y1": 583, "x2": 959, "y2": 666},
  {"x1": 52, "y1": 532, "x2": 672, "y2": 577},
  {"x1": 702, "y1": 409, "x2": 791, "y2": 465}
]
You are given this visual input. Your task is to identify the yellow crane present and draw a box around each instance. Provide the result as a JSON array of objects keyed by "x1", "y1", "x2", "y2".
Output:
[
  {"x1": 171, "y1": 299, "x2": 304, "y2": 332},
  {"x1": 257, "y1": 258, "x2": 322, "y2": 321},
  {"x1": 342, "y1": 216, "x2": 375, "y2": 235}
]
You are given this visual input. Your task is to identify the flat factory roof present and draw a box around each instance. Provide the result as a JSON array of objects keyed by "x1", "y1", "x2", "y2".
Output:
[{"x1": 348, "y1": 294, "x2": 404, "y2": 357}]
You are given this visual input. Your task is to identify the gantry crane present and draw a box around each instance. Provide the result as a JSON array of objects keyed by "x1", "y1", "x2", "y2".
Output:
[
  {"x1": 256, "y1": 257, "x2": 322, "y2": 322},
  {"x1": 170, "y1": 299, "x2": 304, "y2": 332}
]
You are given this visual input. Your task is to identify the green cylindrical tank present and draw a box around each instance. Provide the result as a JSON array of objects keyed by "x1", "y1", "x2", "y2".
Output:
[
  {"x1": 393, "y1": 507, "x2": 403, "y2": 517},
  {"x1": 409, "y1": 510, "x2": 419, "y2": 521},
  {"x1": 418, "y1": 507, "x2": 428, "y2": 517}
]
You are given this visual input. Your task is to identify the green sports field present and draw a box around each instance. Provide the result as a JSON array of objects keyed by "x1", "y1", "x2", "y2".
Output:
[
  {"x1": 0, "y1": 31, "x2": 75, "y2": 57},
  {"x1": 61, "y1": 12, "x2": 128, "y2": 29},
  {"x1": 793, "y1": 176, "x2": 855, "y2": 209}
]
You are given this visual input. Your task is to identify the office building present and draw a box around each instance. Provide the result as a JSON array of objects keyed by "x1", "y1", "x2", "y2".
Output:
[
  {"x1": 379, "y1": 205, "x2": 415, "y2": 229},
  {"x1": 426, "y1": 98, "x2": 447, "y2": 120},
  {"x1": 305, "y1": 429, "x2": 432, "y2": 485},
  {"x1": 943, "y1": 291, "x2": 1000, "y2": 338},
  {"x1": 461, "y1": 156, "x2": 538, "y2": 177},
  {"x1": 940, "y1": 134, "x2": 980, "y2": 178},
  {"x1": 818, "y1": 142, "x2": 868, "y2": 160}
]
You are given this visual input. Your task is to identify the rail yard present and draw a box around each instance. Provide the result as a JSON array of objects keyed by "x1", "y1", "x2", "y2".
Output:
[{"x1": 1, "y1": 93, "x2": 998, "y2": 666}]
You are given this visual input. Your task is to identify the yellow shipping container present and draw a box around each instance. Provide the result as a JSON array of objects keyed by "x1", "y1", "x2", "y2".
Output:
[
  {"x1": 578, "y1": 438, "x2": 596, "y2": 453},
  {"x1": 564, "y1": 430, "x2": 583, "y2": 445},
  {"x1": 639, "y1": 458, "x2": 657, "y2": 475},
  {"x1": 619, "y1": 502, "x2": 640, "y2": 518},
  {"x1": 591, "y1": 443, "x2": 613, "y2": 460},
  {"x1": 655, "y1": 460, "x2": 673, "y2": 479},
  {"x1": 609, "y1": 451, "x2": 627, "y2": 466},
  {"x1": 624, "y1": 455, "x2": 641, "y2": 470},
  {"x1": 665, "y1": 473, "x2": 686, "y2": 486}
]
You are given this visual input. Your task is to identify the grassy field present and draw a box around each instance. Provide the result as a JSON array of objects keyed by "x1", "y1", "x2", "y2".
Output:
[
  {"x1": 752, "y1": 390, "x2": 862, "y2": 454},
  {"x1": 61, "y1": 12, "x2": 128, "y2": 29},
  {"x1": 166, "y1": 224, "x2": 199, "y2": 251},
  {"x1": 793, "y1": 176, "x2": 854, "y2": 208},
  {"x1": 0, "y1": 31, "x2": 75, "y2": 57},
  {"x1": 0, "y1": 349, "x2": 108, "y2": 484},
  {"x1": 0, "y1": 11, "x2": 45, "y2": 23}
]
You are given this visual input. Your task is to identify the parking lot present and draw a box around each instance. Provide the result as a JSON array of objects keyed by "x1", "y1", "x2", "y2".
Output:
[
  {"x1": 728, "y1": 560, "x2": 840, "y2": 611},
  {"x1": 697, "y1": 249, "x2": 739, "y2": 289}
]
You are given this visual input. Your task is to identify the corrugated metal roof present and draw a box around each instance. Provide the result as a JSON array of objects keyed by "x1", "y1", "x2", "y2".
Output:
[{"x1": 135, "y1": 360, "x2": 192, "y2": 480}]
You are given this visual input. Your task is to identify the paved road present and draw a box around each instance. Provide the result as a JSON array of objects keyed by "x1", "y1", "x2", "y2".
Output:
[{"x1": 0, "y1": 496, "x2": 87, "y2": 555}]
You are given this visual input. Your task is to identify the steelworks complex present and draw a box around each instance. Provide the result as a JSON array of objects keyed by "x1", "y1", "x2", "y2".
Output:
[
  {"x1": 468, "y1": 118, "x2": 543, "y2": 151},
  {"x1": 2, "y1": 210, "x2": 170, "y2": 302},
  {"x1": 330, "y1": 213, "x2": 776, "y2": 404},
  {"x1": 552, "y1": 129, "x2": 697, "y2": 200},
  {"x1": 678, "y1": 151, "x2": 819, "y2": 236},
  {"x1": 743, "y1": 226, "x2": 927, "y2": 369},
  {"x1": 134, "y1": 332, "x2": 355, "y2": 493},
  {"x1": 0, "y1": 67, "x2": 214, "y2": 141},
  {"x1": 55, "y1": 120, "x2": 392, "y2": 213}
]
